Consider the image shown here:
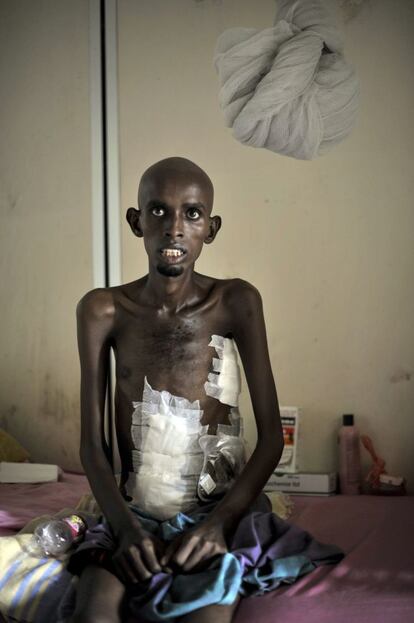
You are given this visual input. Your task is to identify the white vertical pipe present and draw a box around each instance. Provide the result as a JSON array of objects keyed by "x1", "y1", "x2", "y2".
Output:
[
  {"x1": 89, "y1": 0, "x2": 121, "y2": 471},
  {"x1": 104, "y1": 0, "x2": 122, "y2": 287},
  {"x1": 104, "y1": 0, "x2": 121, "y2": 473},
  {"x1": 89, "y1": 0, "x2": 106, "y2": 288}
]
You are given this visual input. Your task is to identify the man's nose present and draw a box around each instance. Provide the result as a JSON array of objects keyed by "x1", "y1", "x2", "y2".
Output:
[{"x1": 164, "y1": 213, "x2": 184, "y2": 238}]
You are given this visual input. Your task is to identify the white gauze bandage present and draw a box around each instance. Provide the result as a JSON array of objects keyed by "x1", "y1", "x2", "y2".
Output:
[
  {"x1": 204, "y1": 335, "x2": 241, "y2": 407},
  {"x1": 127, "y1": 336, "x2": 244, "y2": 518},
  {"x1": 126, "y1": 377, "x2": 207, "y2": 520}
]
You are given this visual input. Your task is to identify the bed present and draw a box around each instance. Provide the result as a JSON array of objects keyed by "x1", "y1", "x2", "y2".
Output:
[
  {"x1": 238, "y1": 494, "x2": 414, "y2": 623},
  {"x1": 1, "y1": 473, "x2": 413, "y2": 623}
]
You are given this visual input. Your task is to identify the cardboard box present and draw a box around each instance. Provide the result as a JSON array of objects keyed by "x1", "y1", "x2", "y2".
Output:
[
  {"x1": 265, "y1": 471, "x2": 338, "y2": 494},
  {"x1": 275, "y1": 407, "x2": 301, "y2": 473}
]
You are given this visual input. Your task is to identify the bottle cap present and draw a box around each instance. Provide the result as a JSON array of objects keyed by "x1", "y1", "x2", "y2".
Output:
[{"x1": 342, "y1": 414, "x2": 354, "y2": 426}]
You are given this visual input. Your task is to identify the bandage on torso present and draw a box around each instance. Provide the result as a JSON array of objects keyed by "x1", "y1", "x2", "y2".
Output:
[{"x1": 125, "y1": 335, "x2": 246, "y2": 520}]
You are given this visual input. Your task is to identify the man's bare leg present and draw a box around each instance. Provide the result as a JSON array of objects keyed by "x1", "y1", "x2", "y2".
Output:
[
  {"x1": 179, "y1": 598, "x2": 240, "y2": 623},
  {"x1": 69, "y1": 565, "x2": 126, "y2": 623}
]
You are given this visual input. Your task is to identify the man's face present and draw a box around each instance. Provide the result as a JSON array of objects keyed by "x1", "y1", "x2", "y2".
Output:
[{"x1": 138, "y1": 176, "x2": 213, "y2": 278}]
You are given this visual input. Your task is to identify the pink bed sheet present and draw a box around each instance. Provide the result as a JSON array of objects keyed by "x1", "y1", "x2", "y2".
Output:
[
  {"x1": 237, "y1": 494, "x2": 414, "y2": 623},
  {"x1": 0, "y1": 472, "x2": 90, "y2": 536},
  {"x1": 1, "y1": 476, "x2": 413, "y2": 623}
]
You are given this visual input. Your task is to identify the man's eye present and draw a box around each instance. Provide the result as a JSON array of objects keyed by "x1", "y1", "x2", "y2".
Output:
[
  {"x1": 187, "y1": 208, "x2": 200, "y2": 220},
  {"x1": 151, "y1": 206, "x2": 165, "y2": 216}
]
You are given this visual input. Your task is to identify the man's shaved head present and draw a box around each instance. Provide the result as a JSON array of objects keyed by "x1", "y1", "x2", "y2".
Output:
[
  {"x1": 138, "y1": 157, "x2": 214, "y2": 212},
  {"x1": 127, "y1": 156, "x2": 221, "y2": 280}
]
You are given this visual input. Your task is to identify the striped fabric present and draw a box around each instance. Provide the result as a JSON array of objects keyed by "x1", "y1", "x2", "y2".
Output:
[{"x1": 0, "y1": 534, "x2": 74, "y2": 623}]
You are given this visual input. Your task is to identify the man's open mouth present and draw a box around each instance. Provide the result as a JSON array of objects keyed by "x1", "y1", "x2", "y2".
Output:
[
  {"x1": 161, "y1": 248, "x2": 185, "y2": 257},
  {"x1": 159, "y1": 247, "x2": 187, "y2": 262}
]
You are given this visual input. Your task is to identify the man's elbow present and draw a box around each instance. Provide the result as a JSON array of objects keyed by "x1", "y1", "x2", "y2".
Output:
[
  {"x1": 79, "y1": 442, "x2": 107, "y2": 470},
  {"x1": 270, "y1": 437, "x2": 284, "y2": 465},
  {"x1": 256, "y1": 431, "x2": 284, "y2": 464}
]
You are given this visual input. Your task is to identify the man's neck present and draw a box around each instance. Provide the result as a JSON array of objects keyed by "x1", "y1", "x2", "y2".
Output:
[{"x1": 142, "y1": 265, "x2": 200, "y2": 313}]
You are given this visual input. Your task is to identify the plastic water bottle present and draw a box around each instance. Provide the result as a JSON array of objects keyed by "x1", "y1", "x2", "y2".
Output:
[{"x1": 32, "y1": 514, "x2": 87, "y2": 557}]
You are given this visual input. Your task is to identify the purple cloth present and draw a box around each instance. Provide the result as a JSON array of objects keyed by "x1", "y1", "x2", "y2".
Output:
[{"x1": 58, "y1": 494, "x2": 343, "y2": 621}]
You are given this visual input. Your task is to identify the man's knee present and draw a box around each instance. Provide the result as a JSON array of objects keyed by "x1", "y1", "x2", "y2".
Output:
[
  {"x1": 70, "y1": 611, "x2": 120, "y2": 623},
  {"x1": 180, "y1": 598, "x2": 241, "y2": 623},
  {"x1": 69, "y1": 564, "x2": 125, "y2": 623}
]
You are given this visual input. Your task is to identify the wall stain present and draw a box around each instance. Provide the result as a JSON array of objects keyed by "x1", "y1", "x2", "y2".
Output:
[
  {"x1": 193, "y1": 0, "x2": 223, "y2": 5},
  {"x1": 0, "y1": 405, "x2": 18, "y2": 431},
  {"x1": 390, "y1": 370, "x2": 412, "y2": 384},
  {"x1": 340, "y1": 0, "x2": 370, "y2": 23},
  {"x1": 8, "y1": 193, "x2": 18, "y2": 211},
  {"x1": 41, "y1": 373, "x2": 79, "y2": 427}
]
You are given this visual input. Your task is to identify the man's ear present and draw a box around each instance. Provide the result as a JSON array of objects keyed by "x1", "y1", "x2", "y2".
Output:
[
  {"x1": 126, "y1": 207, "x2": 143, "y2": 238},
  {"x1": 204, "y1": 215, "x2": 222, "y2": 244}
]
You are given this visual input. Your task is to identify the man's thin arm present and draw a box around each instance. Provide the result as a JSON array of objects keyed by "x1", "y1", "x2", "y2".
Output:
[
  {"x1": 206, "y1": 281, "x2": 284, "y2": 531},
  {"x1": 77, "y1": 290, "x2": 136, "y2": 537}
]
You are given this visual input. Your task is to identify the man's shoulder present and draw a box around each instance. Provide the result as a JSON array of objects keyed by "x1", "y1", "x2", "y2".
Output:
[
  {"x1": 220, "y1": 277, "x2": 262, "y2": 307},
  {"x1": 77, "y1": 278, "x2": 146, "y2": 321},
  {"x1": 76, "y1": 287, "x2": 117, "y2": 322}
]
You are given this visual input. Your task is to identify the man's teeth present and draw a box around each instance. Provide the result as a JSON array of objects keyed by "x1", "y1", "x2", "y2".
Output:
[{"x1": 161, "y1": 249, "x2": 184, "y2": 257}]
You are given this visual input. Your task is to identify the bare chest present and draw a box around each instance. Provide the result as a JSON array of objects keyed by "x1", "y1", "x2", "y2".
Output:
[{"x1": 113, "y1": 307, "x2": 232, "y2": 407}]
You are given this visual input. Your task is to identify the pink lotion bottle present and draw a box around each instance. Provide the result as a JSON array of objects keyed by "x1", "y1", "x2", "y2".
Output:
[{"x1": 338, "y1": 414, "x2": 362, "y2": 494}]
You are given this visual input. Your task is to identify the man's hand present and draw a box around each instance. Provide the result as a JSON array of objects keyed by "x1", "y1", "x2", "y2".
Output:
[
  {"x1": 113, "y1": 523, "x2": 164, "y2": 583},
  {"x1": 160, "y1": 520, "x2": 227, "y2": 572}
]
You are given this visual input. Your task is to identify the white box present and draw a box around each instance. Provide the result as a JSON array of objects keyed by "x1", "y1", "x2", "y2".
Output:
[
  {"x1": 265, "y1": 471, "x2": 337, "y2": 494},
  {"x1": 275, "y1": 407, "x2": 301, "y2": 473}
]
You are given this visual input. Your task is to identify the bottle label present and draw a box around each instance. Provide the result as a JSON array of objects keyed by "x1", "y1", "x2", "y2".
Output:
[
  {"x1": 63, "y1": 515, "x2": 87, "y2": 543},
  {"x1": 199, "y1": 473, "x2": 216, "y2": 495}
]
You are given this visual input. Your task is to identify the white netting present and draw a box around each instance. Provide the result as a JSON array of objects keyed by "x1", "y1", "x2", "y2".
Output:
[{"x1": 214, "y1": 0, "x2": 359, "y2": 160}]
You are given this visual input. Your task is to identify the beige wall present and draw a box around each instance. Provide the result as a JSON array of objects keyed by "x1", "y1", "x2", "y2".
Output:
[
  {"x1": 0, "y1": 0, "x2": 412, "y2": 490},
  {"x1": 0, "y1": 0, "x2": 92, "y2": 470},
  {"x1": 118, "y1": 1, "x2": 414, "y2": 491}
]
